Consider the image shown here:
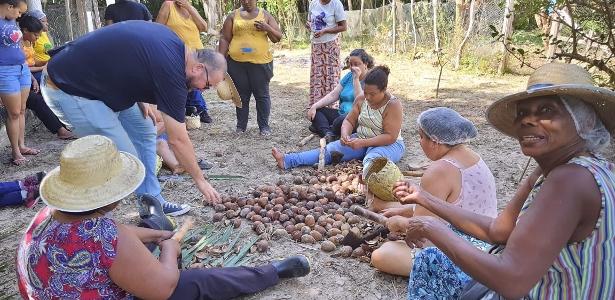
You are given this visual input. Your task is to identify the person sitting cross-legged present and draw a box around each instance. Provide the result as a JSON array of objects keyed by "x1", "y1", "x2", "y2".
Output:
[{"x1": 17, "y1": 135, "x2": 311, "y2": 300}]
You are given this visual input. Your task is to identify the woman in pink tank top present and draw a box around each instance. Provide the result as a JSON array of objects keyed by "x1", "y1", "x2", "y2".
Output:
[{"x1": 370, "y1": 107, "x2": 497, "y2": 277}]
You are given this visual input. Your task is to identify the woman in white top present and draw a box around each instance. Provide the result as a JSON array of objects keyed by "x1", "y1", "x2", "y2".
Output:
[{"x1": 306, "y1": 0, "x2": 347, "y2": 107}]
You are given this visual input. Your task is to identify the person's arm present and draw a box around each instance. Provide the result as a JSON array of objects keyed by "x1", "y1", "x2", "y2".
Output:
[
  {"x1": 176, "y1": 0, "x2": 207, "y2": 32},
  {"x1": 358, "y1": 99, "x2": 402, "y2": 148},
  {"x1": 396, "y1": 166, "x2": 541, "y2": 244},
  {"x1": 29, "y1": 65, "x2": 45, "y2": 72},
  {"x1": 217, "y1": 13, "x2": 233, "y2": 57},
  {"x1": 254, "y1": 11, "x2": 282, "y2": 43},
  {"x1": 161, "y1": 112, "x2": 220, "y2": 203},
  {"x1": 313, "y1": 20, "x2": 347, "y2": 38},
  {"x1": 407, "y1": 164, "x2": 601, "y2": 298},
  {"x1": 109, "y1": 224, "x2": 180, "y2": 300},
  {"x1": 155, "y1": 1, "x2": 171, "y2": 25},
  {"x1": 340, "y1": 94, "x2": 363, "y2": 143},
  {"x1": 350, "y1": 67, "x2": 363, "y2": 98},
  {"x1": 307, "y1": 83, "x2": 343, "y2": 120}
]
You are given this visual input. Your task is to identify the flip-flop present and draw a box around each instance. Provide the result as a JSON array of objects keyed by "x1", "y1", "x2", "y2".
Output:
[
  {"x1": 20, "y1": 148, "x2": 40, "y2": 155},
  {"x1": 12, "y1": 157, "x2": 27, "y2": 166}
]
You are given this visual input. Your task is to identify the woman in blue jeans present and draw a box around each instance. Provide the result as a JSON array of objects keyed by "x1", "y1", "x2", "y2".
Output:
[
  {"x1": 273, "y1": 65, "x2": 404, "y2": 175},
  {"x1": 0, "y1": 0, "x2": 39, "y2": 165}
]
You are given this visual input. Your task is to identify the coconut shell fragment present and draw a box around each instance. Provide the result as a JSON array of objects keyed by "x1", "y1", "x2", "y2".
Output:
[{"x1": 321, "y1": 240, "x2": 336, "y2": 252}]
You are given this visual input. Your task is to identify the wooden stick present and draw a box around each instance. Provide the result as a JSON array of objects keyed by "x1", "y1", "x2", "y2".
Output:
[
  {"x1": 350, "y1": 205, "x2": 388, "y2": 224},
  {"x1": 318, "y1": 138, "x2": 326, "y2": 171},
  {"x1": 171, "y1": 217, "x2": 194, "y2": 242},
  {"x1": 402, "y1": 170, "x2": 424, "y2": 177},
  {"x1": 297, "y1": 133, "x2": 316, "y2": 146}
]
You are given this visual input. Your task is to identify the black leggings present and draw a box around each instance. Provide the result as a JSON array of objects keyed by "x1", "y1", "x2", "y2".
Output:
[
  {"x1": 167, "y1": 265, "x2": 279, "y2": 300},
  {"x1": 311, "y1": 108, "x2": 346, "y2": 137},
  {"x1": 26, "y1": 91, "x2": 65, "y2": 134},
  {"x1": 227, "y1": 58, "x2": 273, "y2": 131}
]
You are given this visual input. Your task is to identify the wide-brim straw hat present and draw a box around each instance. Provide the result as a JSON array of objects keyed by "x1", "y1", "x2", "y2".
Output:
[
  {"x1": 40, "y1": 135, "x2": 145, "y2": 212},
  {"x1": 216, "y1": 72, "x2": 242, "y2": 108},
  {"x1": 487, "y1": 63, "x2": 615, "y2": 137}
]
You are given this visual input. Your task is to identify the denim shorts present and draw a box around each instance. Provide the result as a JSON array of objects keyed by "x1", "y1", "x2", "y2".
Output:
[{"x1": 0, "y1": 64, "x2": 31, "y2": 94}]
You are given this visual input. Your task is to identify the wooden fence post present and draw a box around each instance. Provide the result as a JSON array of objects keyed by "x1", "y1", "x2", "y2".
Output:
[
  {"x1": 432, "y1": 0, "x2": 440, "y2": 52},
  {"x1": 497, "y1": 0, "x2": 514, "y2": 75}
]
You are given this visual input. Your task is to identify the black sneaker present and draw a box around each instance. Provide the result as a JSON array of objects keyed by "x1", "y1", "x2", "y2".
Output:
[
  {"x1": 308, "y1": 125, "x2": 318, "y2": 135},
  {"x1": 137, "y1": 194, "x2": 165, "y2": 219},
  {"x1": 271, "y1": 255, "x2": 311, "y2": 279},
  {"x1": 260, "y1": 127, "x2": 272, "y2": 136},
  {"x1": 324, "y1": 132, "x2": 336, "y2": 144},
  {"x1": 186, "y1": 106, "x2": 198, "y2": 117},
  {"x1": 200, "y1": 111, "x2": 212, "y2": 123}
]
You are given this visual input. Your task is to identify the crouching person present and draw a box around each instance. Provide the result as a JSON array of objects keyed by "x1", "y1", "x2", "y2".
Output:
[{"x1": 17, "y1": 135, "x2": 310, "y2": 300}]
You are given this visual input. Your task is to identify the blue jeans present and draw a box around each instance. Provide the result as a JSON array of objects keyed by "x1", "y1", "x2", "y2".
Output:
[
  {"x1": 284, "y1": 134, "x2": 405, "y2": 175},
  {"x1": 187, "y1": 90, "x2": 207, "y2": 113},
  {"x1": 40, "y1": 73, "x2": 165, "y2": 204},
  {"x1": 0, "y1": 180, "x2": 23, "y2": 207}
]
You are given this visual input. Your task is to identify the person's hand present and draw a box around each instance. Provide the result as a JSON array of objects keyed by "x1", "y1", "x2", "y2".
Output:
[
  {"x1": 350, "y1": 66, "x2": 361, "y2": 78},
  {"x1": 343, "y1": 137, "x2": 364, "y2": 150},
  {"x1": 198, "y1": 179, "x2": 221, "y2": 204},
  {"x1": 174, "y1": 0, "x2": 191, "y2": 9},
  {"x1": 307, "y1": 106, "x2": 317, "y2": 121},
  {"x1": 313, "y1": 30, "x2": 327, "y2": 38},
  {"x1": 31, "y1": 77, "x2": 39, "y2": 93},
  {"x1": 158, "y1": 237, "x2": 181, "y2": 257},
  {"x1": 382, "y1": 205, "x2": 414, "y2": 218},
  {"x1": 155, "y1": 230, "x2": 174, "y2": 244},
  {"x1": 404, "y1": 216, "x2": 441, "y2": 248},
  {"x1": 386, "y1": 215, "x2": 409, "y2": 233},
  {"x1": 254, "y1": 20, "x2": 272, "y2": 32},
  {"x1": 393, "y1": 181, "x2": 429, "y2": 205},
  {"x1": 137, "y1": 102, "x2": 157, "y2": 125}
]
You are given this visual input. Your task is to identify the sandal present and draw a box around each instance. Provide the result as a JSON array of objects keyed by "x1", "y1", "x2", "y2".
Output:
[
  {"x1": 20, "y1": 147, "x2": 40, "y2": 155},
  {"x1": 12, "y1": 157, "x2": 27, "y2": 166}
]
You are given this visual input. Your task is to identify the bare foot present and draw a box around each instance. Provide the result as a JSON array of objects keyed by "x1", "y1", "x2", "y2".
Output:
[
  {"x1": 271, "y1": 147, "x2": 285, "y2": 169},
  {"x1": 12, "y1": 153, "x2": 27, "y2": 166},
  {"x1": 57, "y1": 127, "x2": 75, "y2": 140}
]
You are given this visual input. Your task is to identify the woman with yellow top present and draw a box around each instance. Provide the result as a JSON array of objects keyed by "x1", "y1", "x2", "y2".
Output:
[
  {"x1": 218, "y1": 0, "x2": 282, "y2": 135},
  {"x1": 156, "y1": 0, "x2": 213, "y2": 123},
  {"x1": 23, "y1": 10, "x2": 50, "y2": 71}
]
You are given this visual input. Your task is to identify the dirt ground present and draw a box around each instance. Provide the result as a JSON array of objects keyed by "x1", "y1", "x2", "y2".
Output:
[{"x1": 1, "y1": 49, "x2": 613, "y2": 300}]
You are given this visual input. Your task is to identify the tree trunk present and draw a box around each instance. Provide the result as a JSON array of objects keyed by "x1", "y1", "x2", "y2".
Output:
[
  {"x1": 453, "y1": 0, "x2": 476, "y2": 69},
  {"x1": 201, "y1": 0, "x2": 219, "y2": 33},
  {"x1": 432, "y1": 0, "x2": 440, "y2": 52},
  {"x1": 392, "y1": 0, "x2": 396, "y2": 53},
  {"x1": 74, "y1": 0, "x2": 88, "y2": 36},
  {"x1": 347, "y1": 0, "x2": 353, "y2": 10},
  {"x1": 546, "y1": 16, "x2": 561, "y2": 61},
  {"x1": 360, "y1": 0, "x2": 365, "y2": 47},
  {"x1": 410, "y1": 0, "x2": 417, "y2": 58},
  {"x1": 454, "y1": 0, "x2": 465, "y2": 45},
  {"x1": 65, "y1": 0, "x2": 74, "y2": 41},
  {"x1": 90, "y1": 0, "x2": 102, "y2": 29},
  {"x1": 497, "y1": 0, "x2": 514, "y2": 75},
  {"x1": 26, "y1": 0, "x2": 42, "y2": 12}
]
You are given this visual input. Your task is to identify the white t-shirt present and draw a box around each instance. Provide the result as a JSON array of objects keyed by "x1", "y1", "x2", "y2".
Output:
[{"x1": 308, "y1": 0, "x2": 346, "y2": 44}]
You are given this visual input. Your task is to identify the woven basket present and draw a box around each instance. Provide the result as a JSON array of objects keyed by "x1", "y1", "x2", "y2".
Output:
[
  {"x1": 365, "y1": 157, "x2": 403, "y2": 202},
  {"x1": 185, "y1": 115, "x2": 201, "y2": 130}
]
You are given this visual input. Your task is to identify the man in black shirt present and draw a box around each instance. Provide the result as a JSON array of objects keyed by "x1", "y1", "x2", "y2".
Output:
[
  {"x1": 104, "y1": 0, "x2": 152, "y2": 25},
  {"x1": 41, "y1": 21, "x2": 224, "y2": 215}
]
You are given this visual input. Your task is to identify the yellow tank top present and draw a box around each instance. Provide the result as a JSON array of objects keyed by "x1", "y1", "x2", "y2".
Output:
[
  {"x1": 166, "y1": 2, "x2": 204, "y2": 50},
  {"x1": 33, "y1": 32, "x2": 51, "y2": 62},
  {"x1": 228, "y1": 9, "x2": 272, "y2": 64}
]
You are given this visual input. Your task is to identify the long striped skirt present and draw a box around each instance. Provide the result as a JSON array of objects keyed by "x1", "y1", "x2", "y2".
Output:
[{"x1": 309, "y1": 38, "x2": 341, "y2": 107}]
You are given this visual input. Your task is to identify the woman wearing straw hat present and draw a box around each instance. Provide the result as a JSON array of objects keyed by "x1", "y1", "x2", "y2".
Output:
[
  {"x1": 16, "y1": 135, "x2": 310, "y2": 300},
  {"x1": 218, "y1": 0, "x2": 282, "y2": 135},
  {"x1": 369, "y1": 107, "x2": 498, "y2": 277},
  {"x1": 273, "y1": 66, "x2": 405, "y2": 177},
  {"x1": 390, "y1": 63, "x2": 615, "y2": 299}
]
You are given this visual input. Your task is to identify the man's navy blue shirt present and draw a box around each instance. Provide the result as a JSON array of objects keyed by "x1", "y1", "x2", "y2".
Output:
[{"x1": 47, "y1": 21, "x2": 187, "y2": 122}]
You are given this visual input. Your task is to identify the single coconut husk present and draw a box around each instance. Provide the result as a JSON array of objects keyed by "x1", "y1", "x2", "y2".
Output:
[
  {"x1": 365, "y1": 157, "x2": 403, "y2": 202},
  {"x1": 185, "y1": 115, "x2": 201, "y2": 130}
]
